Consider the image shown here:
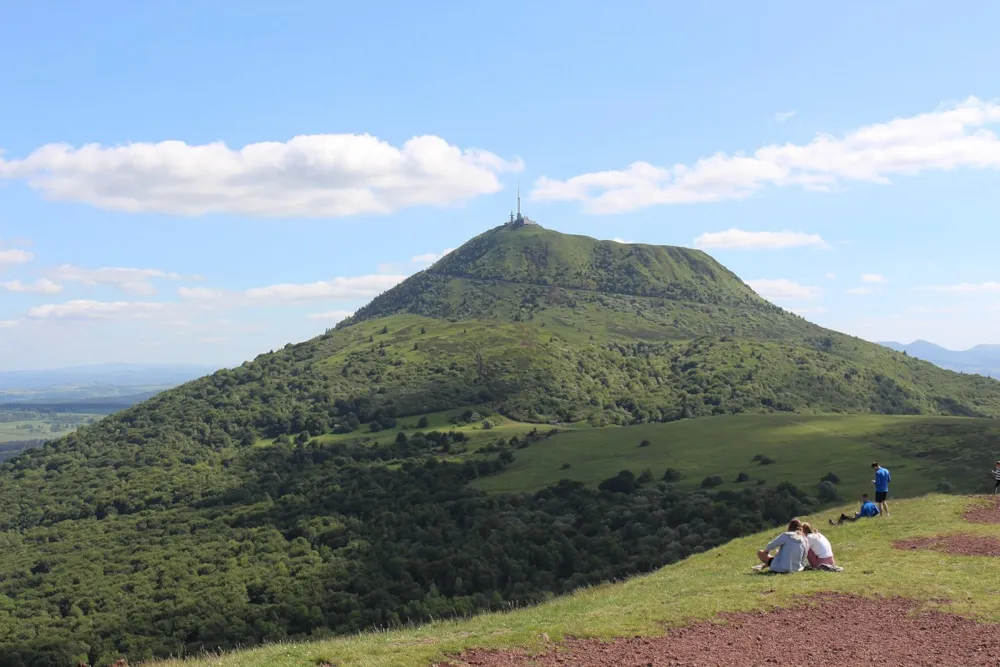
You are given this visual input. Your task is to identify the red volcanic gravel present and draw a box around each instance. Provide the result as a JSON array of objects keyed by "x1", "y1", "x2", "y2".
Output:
[
  {"x1": 438, "y1": 594, "x2": 1000, "y2": 667},
  {"x1": 963, "y1": 496, "x2": 1000, "y2": 524},
  {"x1": 895, "y1": 534, "x2": 1000, "y2": 557}
]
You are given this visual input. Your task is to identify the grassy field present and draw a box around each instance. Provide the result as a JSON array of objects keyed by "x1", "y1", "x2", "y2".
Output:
[
  {"x1": 0, "y1": 413, "x2": 99, "y2": 443},
  {"x1": 152, "y1": 493, "x2": 1000, "y2": 667},
  {"x1": 472, "y1": 414, "x2": 1000, "y2": 498}
]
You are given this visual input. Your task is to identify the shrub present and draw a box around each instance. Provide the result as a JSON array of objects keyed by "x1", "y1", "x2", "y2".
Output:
[
  {"x1": 599, "y1": 470, "x2": 638, "y2": 494},
  {"x1": 700, "y1": 475, "x2": 724, "y2": 488},
  {"x1": 756, "y1": 479, "x2": 767, "y2": 486},
  {"x1": 758, "y1": 456, "x2": 775, "y2": 465},
  {"x1": 482, "y1": 419, "x2": 495, "y2": 430},
  {"x1": 395, "y1": 431, "x2": 408, "y2": 444},
  {"x1": 560, "y1": 463, "x2": 571, "y2": 470},
  {"x1": 818, "y1": 480, "x2": 839, "y2": 502},
  {"x1": 638, "y1": 469, "x2": 654, "y2": 484},
  {"x1": 417, "y1": 416, "x2": 429, "y2": 428},
  {"x1": 936, "y1": 480, "x2": 954, "y2": 493},
  {"x1": 662, "y1": 468, "x2": 682, "y2": 483},
  {"x1": 639, "y1": 439, "x2": 651, "y2": 448},
  {"x1": 820, "y1": 472, "x2": 840, "y2": 484},
  {"x1": 735, "y1": 472, "x2": 750, "y2": 483}
]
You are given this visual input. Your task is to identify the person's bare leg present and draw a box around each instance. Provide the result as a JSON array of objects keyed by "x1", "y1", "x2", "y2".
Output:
[
  {"x1": 757, "y1": 550, "x2": 770, "y2": 565},
  {"x1": 882, "y1": 501, "x2": 890, "y2": 517}
]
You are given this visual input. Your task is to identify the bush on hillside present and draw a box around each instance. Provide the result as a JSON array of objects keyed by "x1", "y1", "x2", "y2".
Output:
[
  {"x1": 701, "y1": 475, "x2": 724, "y2": 488},
  {"x1": 639, "y1": 439, "x2": 651, "y2": 448},
  {"x1": 758, "y1": 456, "x2": 776, "y2": 465},
  {"x1": 936, "y1": 480, "x2": 954, "y2": 493},
  {"x1": 662, "y1": 468, "x2": 682, "y2": 483},
  {"x1": 818, "y1": 480, "x2": 839, "y2": 502},
  {"x1": 820, "y1": 472, "x2": 841, "y2": 484},
  {"x1": 599, "y1": 470, "x2": 639, "y2": 494},
  {"x1": 638, "y1": 469, "x2": 654, "y2": 484},
  {"x1": 735, "y1": 472, "x2": 750, "y2": 483}
]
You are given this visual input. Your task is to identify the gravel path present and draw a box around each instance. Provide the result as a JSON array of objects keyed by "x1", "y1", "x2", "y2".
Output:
[
  {"x1": 963, "y1": 496, "x2": 1000, "y2": 524},
  {"x1": 439, "y1": 594, "x2": 1000, "y2": 667},
  {"x1": 895, "y1": 534, "x2": 1000, "y2": 557}
]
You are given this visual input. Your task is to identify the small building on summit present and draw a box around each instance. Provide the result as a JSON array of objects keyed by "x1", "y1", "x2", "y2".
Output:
[{"x1": 506, "y1": 182, "x2": 539, "y2": 228}]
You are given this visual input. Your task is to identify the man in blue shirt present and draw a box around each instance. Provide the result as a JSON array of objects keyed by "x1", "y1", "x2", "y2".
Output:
[
  {"x1": 829, "y1": 494, "x2": 880, "y2": 525},
  {"x1": 872, "y1": 461, "x2": 891, "y2": 517}
]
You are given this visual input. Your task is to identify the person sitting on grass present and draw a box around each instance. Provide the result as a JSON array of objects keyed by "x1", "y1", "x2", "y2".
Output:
[
  {"x1": 754, "y1": 518, "x2": 807, "y2": 573},
  {"x1": 801, "y1": 522, "x2": 836, "y2": 569},
  {"x1": 829, "y1": 493, "x2": 879, "y2": 525}
]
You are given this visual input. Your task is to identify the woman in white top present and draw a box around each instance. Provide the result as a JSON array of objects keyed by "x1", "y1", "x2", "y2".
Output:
[{"x1": 801, "y1": 522, "x2": 835, "y2": 568}]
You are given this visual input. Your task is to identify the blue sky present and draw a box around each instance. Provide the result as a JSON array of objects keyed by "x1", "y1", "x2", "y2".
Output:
[{"x1": 2, "y1": 0, "x2": 1000, "y2": 370}]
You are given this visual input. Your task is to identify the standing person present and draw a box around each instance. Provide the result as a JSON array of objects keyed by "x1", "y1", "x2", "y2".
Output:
[
  {"x1": 872, "y1": 462, "x2": 891, "y2": 517},
  {"x1": 754, "y1": 518, "x2": 807, "y2": 573},
  {"x1": 829, "y1": 494, "x2": 880, "y2": 525},
  {"x1": 992, "y1": 461, "x2": 1000, "y2": 494}
]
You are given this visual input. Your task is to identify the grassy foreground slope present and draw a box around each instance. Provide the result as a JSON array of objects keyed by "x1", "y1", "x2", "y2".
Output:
[{"x1": 155, "y1": 494, "x2": 1000, "y2": 667}]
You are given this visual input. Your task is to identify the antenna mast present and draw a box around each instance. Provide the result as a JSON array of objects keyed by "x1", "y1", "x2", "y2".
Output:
[{"x1": 517, "y1": 180, "x2": 521, "y2": 218}]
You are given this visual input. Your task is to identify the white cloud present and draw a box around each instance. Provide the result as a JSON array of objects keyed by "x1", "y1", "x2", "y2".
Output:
[
  {"x1": 611, "y1": 237, "x2": 636, "y2": 244},
  {"x1": 2, "y1": 278, "x2": 63, "y2": 294},
  {"x1": 919, "y1": 281, "x2": 1000, "y2": 294},
  {"x1": 245, "y1": 274, "x2": 405, "y2": 301},
  {"x1": 791, "y1": 306, "x2": 828, "y2": 315},
  {"x1": 531, "y1": 96, "x2": 1000, "y2": 214},
  {"x1": 0, "y1": 320, "x2": 19, "y2": 329},
  {"x1": 0, "y1": 248, "x2": 34, "y2": 267},
  {"x1": 411, "y1": 248, "x2": 455, "y2": 264},
  {"x1": 693, "y1": 229, "x2": 829, "y2": 250},
  {"x1": 825, "y1": 273, "x2": 837, "y2": 279},
  {"x1": 904, "y1": 305, "x2": 968, "y2": 314},
  {"x1": 848, "y1": 287, "x2": 873, "y2": 295},
  {"x1": 51, "y1": 265, "x2": 183, "y2": 295},
  {"x1": 26, "y1": 300, "x2": 164, "y2": 320},
  {"x1": 861, "y1": 274, "x2": 887, "y2": 284},
  {"x1": 746, "y1": 278, "x2": 822, "y2": 300},
  {"x1": 306, "y1": 310, "x2": 354, "y2": 322},
  {"x1": 178, "y1": 286, "x2": 227, "y2": 301},
  {"x1": 775, "y1": 110, "x2": 797, "y2": 122},
  {"x1": 0, "y1": 134, "x2": 523, "y2": 218}
]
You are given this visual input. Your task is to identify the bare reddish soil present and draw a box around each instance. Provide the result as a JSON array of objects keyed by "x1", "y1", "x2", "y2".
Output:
[
  {"x1": 438, "y1": 594, "x2": 1000, "y2": 667},
  {"x1": 895, "y1": 534, "x2": 1000, "y2": 557},
  {"x1": 963, "y1": 496, "x2": 1000, "y2": 524}
]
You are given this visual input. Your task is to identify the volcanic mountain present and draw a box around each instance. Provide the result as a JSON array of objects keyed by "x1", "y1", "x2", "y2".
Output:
[{"x1": 4, "y1": 222, "x2": 1000, "y2": 666}]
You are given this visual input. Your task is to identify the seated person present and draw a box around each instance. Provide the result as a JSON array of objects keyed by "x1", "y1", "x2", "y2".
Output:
[
  {"x1": 829, "y1": 494, "x2": 880, "y2": 525},
  {"x1": 801, "y1": 522, "x2": 835, "y2": 568},
  {"x1": 754, "y1": 518, "x2": 807, "y2": 573}
]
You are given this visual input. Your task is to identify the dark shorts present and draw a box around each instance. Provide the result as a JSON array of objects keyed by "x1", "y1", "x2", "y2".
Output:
[
  {"x1": 994, "y1": 479, "x2": 1000, "y2": 489},
  {"x1": 875, "y1": 491, "x2": 888, "y2": 502}
]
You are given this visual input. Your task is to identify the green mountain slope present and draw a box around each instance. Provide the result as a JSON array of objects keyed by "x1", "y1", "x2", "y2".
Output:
[
  {"x1": 150, "y1": 494, "x2": 1000, "y2": 667},
  {"x1": 3, "y1": 223, "x2": 1000, "y2": 666}
]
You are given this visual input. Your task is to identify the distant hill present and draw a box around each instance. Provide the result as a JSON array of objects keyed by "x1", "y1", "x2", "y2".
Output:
[
  {"x1": 0, "y1": 363, "x2": 218, "y2": 401},
  {"x1": 879, "y1": 340, "x2": 1000, "y2": 379},
  {"x1": 5, "y1": 222, "x2": 1000, "y2": 665}
]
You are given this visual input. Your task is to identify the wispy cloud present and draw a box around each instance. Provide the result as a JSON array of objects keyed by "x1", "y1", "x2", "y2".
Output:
[
  {"x1": 693, "y1": 229, "x2": 828, "y2": 250},
  {"x1": 774, "y1": 110, "x2": 797, "y2": 122},
  {"x1": 746, "y1": 279, "x2": 822, "y2": 301},
  {"x1": 861, "y1": 274, "x2": 887, "y2": 284},
  {"x1": 245, "y1": 274, "x2": 405, "y2": 301},
  {"x1": 918, "y1": 281, "x2": 1000, "y2": 294},
  {"x1": 0, "y1": 320, "x2": 19, "y2": 329},
  {"x1": 306, "y1": 310, "x2": 354, "y2": 322},
  {"x1": 531, "y1": 96, "x2": 1000, "y2": 214},
  {"x1": 825, "y1": 273, "x2": 837, "y2": 280},
  {"x1": 51, "y1": 265, "x2": 184, "y2": 295},
  {"x1": 0, "y1": 248, "x2": 34, "y2": 267},
  {"x1": 848, "y1": 287, "x2": 873, "y2": 295},
  {"x1": 26, "y1": 300, "x2": 165, "y2": 320},
  {"x1": 2, "y1": 278, "x2": 63, "y2": 294},
  {"x1": 0, "y1": 135, "x2": 523, "y2": 218},
  {"x1": 411, "y1": 248, "x2": 455, "y2": 264}
]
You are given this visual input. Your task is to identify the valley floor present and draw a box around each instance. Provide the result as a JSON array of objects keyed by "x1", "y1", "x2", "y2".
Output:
[{"x1": 152, "y1": 494, "x2": 1000, "y2": 667}]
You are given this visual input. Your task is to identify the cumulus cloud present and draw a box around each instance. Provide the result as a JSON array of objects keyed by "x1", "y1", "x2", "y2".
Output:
[
  {"x1": 531, "y1": 96, "x2": 1000, "y2": 214},
  {"x1": 775, "y1": 110, "x2": 797, "y2": 122},
  {"x1": 411, "y1": 248, "x2": 456, "y2": 264},
  {"x1": 848, "y1": 287, "x2": 874, "y2": 295},
  {"x1": 2, "y1": 278, "x2": 63, "y2": 294},
  {"x1": 306, "y1": 310, "x2": 354, "y2": 322},
  {"x1": 245, "y1": 274, "x2": 405, "y2": 301},
  {"x1": 919, "y1": 281, "x2": 1000, "y2": 294},
  {"x1": 51, "y1": 265, "x2": 183, "y2": 295},
  {"x1": 26, "y1": 300, "x2": 164, "y2": 320},
  {"x1": 693, "y1": 229, "x2": 829, "y2": 250},
  {"x1": 861, "y1": 274, "x2": 887, "y2": 284},
  {"x1": 0, "y1": 134, "x2": 523, "y2": 218},
  {"x1": 0, "y1": 248, "x2": 34, "y2": 267},
  {"x1": 746, "y1": 279, "x2": 822, "y2": 300}
]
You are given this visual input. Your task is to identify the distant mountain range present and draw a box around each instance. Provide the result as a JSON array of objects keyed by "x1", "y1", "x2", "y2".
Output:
[
  {"x1": 878, "y1": 340, "x2": 1000, "y2": 379},
  {"x1": 0, "y1": 362, "x2": 218, "y2": 402}
]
